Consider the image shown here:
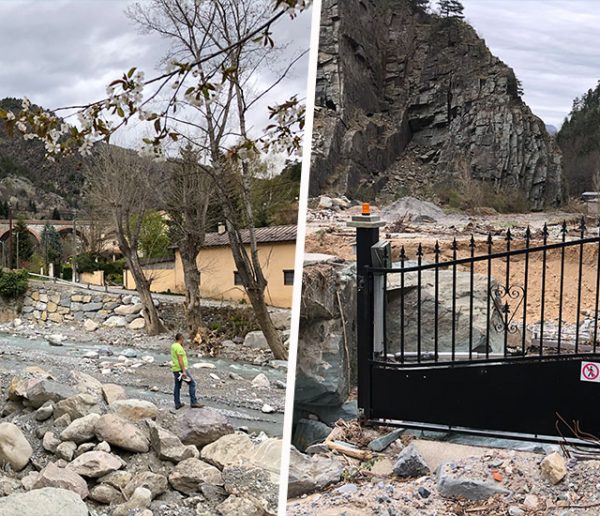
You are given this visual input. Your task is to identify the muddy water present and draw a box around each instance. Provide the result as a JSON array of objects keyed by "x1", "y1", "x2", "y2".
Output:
[{"x1": 0, "y1": 332, "x2": 286, "y2": 436}]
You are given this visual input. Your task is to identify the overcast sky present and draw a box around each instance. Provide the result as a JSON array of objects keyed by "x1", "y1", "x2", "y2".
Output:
[
  {"x1": 0, "y1": 0, "x2": 311, "y2": 149},
  {"x1": 461, "y1": 0, "x2": 600, "y2": 129}
]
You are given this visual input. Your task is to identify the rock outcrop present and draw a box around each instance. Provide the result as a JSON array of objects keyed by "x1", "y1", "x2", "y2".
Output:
[
  {"x1": 312, "y1": 0, "x2": 562, "y2": 209},
  {"x1": 294, "y1": 256, "x2": 356, "y2": 423}
]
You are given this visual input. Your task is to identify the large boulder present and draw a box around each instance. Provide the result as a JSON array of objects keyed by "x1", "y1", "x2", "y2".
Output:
[
  {"x1": 288, "y1": 446, "x2": 344, "y2": 497},
  {"x1": 54, "y1": 393, "x2": 100, "y2": 420},
  {"x1": 176, "y1": 408, "x2": 233, "y2": 448},
  {"x1": 60, "y1": 413, "x2": 101, "y2": 444},
  {"x1": 33, "y1": 462, "x2": 89, "y2": 499},
  {"x1": 25, "y1": 380, "x2": 76, "y2": 408},
  {"x1": 295, "y1": 260, "x2": 356, "y2": 414},
  {"x1": 70, "y1": 371, "x2": 103, "y2": 396},
  {"x1": 386, "y1": 269, "x2": 505, "y2": 355},
  {"x1": 0, "y1": 422, "x2": 33, "y2": 471},
  {"x1": 67, "y1": 451, "x2": 123, "y2": 478},
  {"x1": 147, "y1": 420, "x2": 198, "y2": 463},
  {"x1": 0, "y1": 488, "x2": 87, "y2": 516},
  {"x1": 101, "y1": 383, "x2": 127, "y2": 405},
  {"x1": 168, "y1": 458, "x2": 223, "y2": 495},
  {"x1": 94, "y1": 414, "x2": 149, "y2": 453},
  {"x1": 109, "y1": 399, "x2": 158, "y2": 421},
  {"x1": 201, "y1": 433, "x2": 254, "y2": 469}
]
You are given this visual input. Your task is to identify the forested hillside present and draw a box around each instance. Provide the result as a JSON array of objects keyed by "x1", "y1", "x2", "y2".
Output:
[{"x1": 557, "y1": 82, "x2": 600, "y2": 196}]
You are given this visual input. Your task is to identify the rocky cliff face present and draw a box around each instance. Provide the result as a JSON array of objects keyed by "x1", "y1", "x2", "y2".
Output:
[{"x1": 312, "y1": 0, "x2": 563, "y2": 210}]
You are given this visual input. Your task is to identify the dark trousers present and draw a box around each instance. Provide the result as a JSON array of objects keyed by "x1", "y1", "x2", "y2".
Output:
[{"x1": 173, "y1": 371, "x2": 198, "y2": 407}]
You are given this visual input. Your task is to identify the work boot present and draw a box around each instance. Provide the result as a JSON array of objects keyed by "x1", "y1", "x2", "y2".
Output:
[{"x1": 191, "y1": 403, "x2": 204, "y2": 409}]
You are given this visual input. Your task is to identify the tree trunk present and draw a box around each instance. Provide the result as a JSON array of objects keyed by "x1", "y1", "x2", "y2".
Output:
[
  {"x1": 180, "y1": 244, "x2": 204, "y2": 339},
  {"x1": 126, "y1": 253, "x2": 166, "y2": 336},
  {"x1": 246, "y1": 285, "x2": 287, "y2": 360}
]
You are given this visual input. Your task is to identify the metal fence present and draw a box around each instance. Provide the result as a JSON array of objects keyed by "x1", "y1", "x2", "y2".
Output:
[
  {"x1": 370, "y1": 218, "x2": 600, "y2": 367},
  {"x1": 350, "y1": 210, "x2": 600, "y2": 442}
]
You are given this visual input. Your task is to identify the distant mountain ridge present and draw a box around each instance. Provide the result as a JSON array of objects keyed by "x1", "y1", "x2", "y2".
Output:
[{"x1": 0, "y1": 97, "x2": 86, "y2": 218}]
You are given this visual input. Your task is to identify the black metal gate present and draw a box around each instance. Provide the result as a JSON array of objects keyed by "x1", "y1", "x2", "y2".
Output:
[{"x1": 351, "y1": 208, "x2": 600, "y2": 443}]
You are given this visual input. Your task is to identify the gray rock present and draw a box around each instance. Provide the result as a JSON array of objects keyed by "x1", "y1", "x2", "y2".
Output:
[
  {"x1": 34, "y1": 402, "x2": 54, "y2": 422},
  {"x1": 176, "y1": 408, "x2": 233, "y2": 448},
  {"x1": 293, "y1": 419, "x2": 332, "y2": 452},
  {"x1": 56, "y1": 441, "x2": 77, "y2": 461},
  {"x1": 43, "y1": 432, "x2": 61, "y2": 453},
  {"x1": 67, "y1": 451, "x2": 123, "y2": 478},
  {"x1": 82, "y1": 302, "x2": 103, "y2": 312},
  {"x1": 54, "y1": 392, "x2": 100, "y2": 420},
  {"x1": 88, "y1": 483, "x2": 124, "y2": 505},
  {"x1": 148, "y1": 420, "x2": 198, "y2": 463},
  {"x1": 33, "y1": 462, "x2": 88, "y2": 499},
  {"x1": 0, "y1": 423, "x2": 33, "y2": 471},
  {"x1": 95, "y1": 413, "x2": 149, "y2": 453},
  {"x1": 60, "y1": 413, "x2": 101, "y2": 443},
  {"x1": 243, "y1": 331, "x2": 269, "y2": 350},
  {"x1": 392, "y1": 444, "x2": 430, "y2": 478},
  {"x1": 168, "y1": 458, "x2": 223, "y2": 495},
  {"x1": 287, "y1": 446, "x2": 343, "y2": 497},
  {"x1": 0, "y1": 487, "x2": 88, "y2": 516},
  {"x1": 437, "y1": 462, "x2": 511, "y2": 500},
  {"x1": 335, "y1": 482, "x2": 358, "y2": 495},
  {"x1": 295, "y1": 261, "x2": 356, "y2": 416},
  {"x1": 368, "y1": 429, "x2": 404, "y2": 452},
  {"x1": 26, "y1": 380, "x2": 76, "y2": 408}
]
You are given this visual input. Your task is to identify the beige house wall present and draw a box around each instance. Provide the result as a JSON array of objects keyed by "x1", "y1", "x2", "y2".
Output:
[
  {"x1": 80, "y1": 270, "x2": 105, "y2": 286},
  {"x1": 124, "y1": 241, "x2": 295, "y2": 308},
  {"x1": 124, "y1": 265, "x2": 183, "y2": 294},
  {"x1": 175, "y1": 241, "x2": 295, "y2": 308}
]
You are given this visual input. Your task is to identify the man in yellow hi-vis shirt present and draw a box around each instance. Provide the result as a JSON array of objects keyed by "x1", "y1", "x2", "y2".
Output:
[{"x1": 171, "y1": 333, "x2": 204, "y2": 409}]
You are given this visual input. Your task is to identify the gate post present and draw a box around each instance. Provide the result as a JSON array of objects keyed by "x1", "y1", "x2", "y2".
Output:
[{"x1": 348, "y1": 203, "x2": 385, "y2": 423}]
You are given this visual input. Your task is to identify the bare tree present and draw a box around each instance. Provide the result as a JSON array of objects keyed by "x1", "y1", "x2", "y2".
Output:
[
  {"x1": 128, "y1": 0, "x2": 302, "y2": 359},
  {"x1": 84, "y1": 145, "x2": 166, "y2": 335},
  {"x1": 162, "y1": 145, "x2": 212, "y2": 339}
]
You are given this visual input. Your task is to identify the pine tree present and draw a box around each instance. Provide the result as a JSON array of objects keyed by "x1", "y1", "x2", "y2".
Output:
[
  {"x1": 13, "y1": 218, "x2": 34, "y2": 266},
  {"x1": 41, "y1": 224, "x2": 63, "y2": 270},
  {"x1": 438, "y1": 0, "x2": 464, "y2": 18}
]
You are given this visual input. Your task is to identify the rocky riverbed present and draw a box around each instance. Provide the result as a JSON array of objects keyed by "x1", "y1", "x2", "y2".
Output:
[
  {"x1": 0, "y1": 306, "x2": 289, "y2": 515},
  {"x1": 288, "y1": 424, "x2": 600, "y2": 515}
]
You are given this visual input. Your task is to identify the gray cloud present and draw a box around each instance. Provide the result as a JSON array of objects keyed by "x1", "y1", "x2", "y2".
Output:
[
  {"x1": 461, "y1": 0, "x2": 600, "y2": 127},
  {"x1": 0, "y1": 0, "x2": 310, "y2": 147}
]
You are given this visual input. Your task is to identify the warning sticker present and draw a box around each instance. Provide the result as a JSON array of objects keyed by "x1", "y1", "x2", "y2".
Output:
[{"x1": 581, "y1": 361, "x2": 600, "y2": 383}]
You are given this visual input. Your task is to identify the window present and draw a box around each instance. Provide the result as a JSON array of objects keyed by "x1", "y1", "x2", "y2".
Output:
[
  {"x1": 283, "y1": 270, "x2": 294, "y2": 286},
  {"x1": 234, "y1": 271, "x2": 243, "y2": 285}
]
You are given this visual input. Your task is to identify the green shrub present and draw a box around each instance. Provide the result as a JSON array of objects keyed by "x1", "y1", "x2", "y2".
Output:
[
  {"x1": 0, "y1": 270, "x2": 28, "y2": 299},
  {"x1": 62, "y1": 265, "x2": 73, "y2": 281}
]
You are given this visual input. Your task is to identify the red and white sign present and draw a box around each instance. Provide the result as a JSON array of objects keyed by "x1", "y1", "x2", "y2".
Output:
[{"x1": 581, "y1": 361, "x2": 600, "y2": 383}]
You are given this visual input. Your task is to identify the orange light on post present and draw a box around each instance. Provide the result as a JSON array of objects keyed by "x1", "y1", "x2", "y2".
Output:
[{"x1": 362, "y1": 202, "x2": 370, "y2": 216}]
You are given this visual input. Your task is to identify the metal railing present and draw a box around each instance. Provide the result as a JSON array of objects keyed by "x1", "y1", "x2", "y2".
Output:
[{"x1": 369, "y1": 218, "x2": 600, "y2": 367}]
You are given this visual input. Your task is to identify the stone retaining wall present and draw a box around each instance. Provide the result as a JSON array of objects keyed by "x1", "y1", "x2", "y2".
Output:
[{"x1": 21, "y1": 282, "x2": 149, "y2": 331}]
